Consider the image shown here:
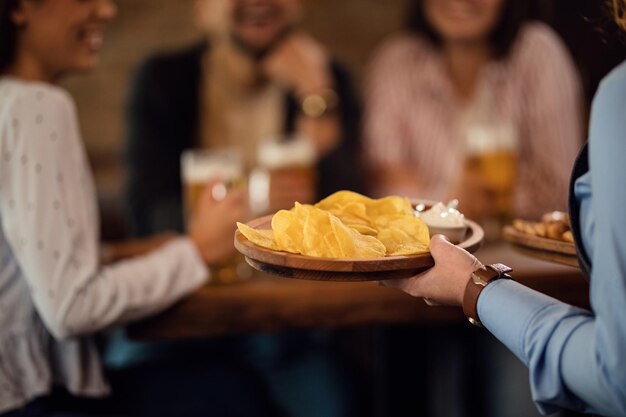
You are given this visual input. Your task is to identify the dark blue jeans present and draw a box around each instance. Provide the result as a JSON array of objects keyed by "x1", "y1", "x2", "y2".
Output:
[
  {"x1": 103, "y1": 330, "x2": 354, "y2": 417},
  {"x1": 106, "y1": 358, "x2": 280, "y2": 417},
  {"x1": 2, "y1": 358, "x2": 279, "y2": 417}
]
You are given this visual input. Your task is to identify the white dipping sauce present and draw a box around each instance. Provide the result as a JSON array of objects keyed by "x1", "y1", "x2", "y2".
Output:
[{"x1": 417, "y1": 202, "x2": 465, "y2": 228}]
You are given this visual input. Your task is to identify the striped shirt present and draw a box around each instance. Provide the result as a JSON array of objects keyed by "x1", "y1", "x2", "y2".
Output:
[{"x1": 363, "y1": 22, "x2": 583, "y2": 219}]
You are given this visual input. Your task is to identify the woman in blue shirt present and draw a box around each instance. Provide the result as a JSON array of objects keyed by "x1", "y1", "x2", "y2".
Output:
[{"x1": 384, "y1": 4, "x2": 626, "y2": 416}]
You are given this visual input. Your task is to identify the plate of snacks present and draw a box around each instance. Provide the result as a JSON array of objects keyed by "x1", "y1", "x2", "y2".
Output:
[
  {"x1": 234, "y1": 191, "x2": 484, "y2": 281},
  {"x1": 502, "y1": 211, "x2": 578, "y2": 267}
]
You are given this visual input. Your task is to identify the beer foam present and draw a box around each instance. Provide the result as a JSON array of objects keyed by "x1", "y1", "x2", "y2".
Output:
[
  {"x1": 257, "y1": 138, "x2": 316, "y2": 170},
  {"x1": 181, "y1": 149, "x2": 243, "y2": 183},
  {"x1": 465, "y1": 124, "x2": 517, "y2": 156},
  {"x1": 183, "y1": 163, "x2": 242, "y2": 183}
]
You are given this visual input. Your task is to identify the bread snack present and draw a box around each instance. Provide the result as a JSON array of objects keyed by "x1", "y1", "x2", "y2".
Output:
[{"x1": 512, "y1": 211, "x2": 573, "y2": 243}]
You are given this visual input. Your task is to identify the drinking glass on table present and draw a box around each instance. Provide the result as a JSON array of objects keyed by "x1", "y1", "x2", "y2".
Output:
[
  {"x1": 249, "y1": 136, "x2": 317, "y2": 215},
  {"x1": 464, "y1": 123, "x2": 518, "y2": 239},
  {"x1": 181, "y1": 148, "x2": 252, "y2": 284}
]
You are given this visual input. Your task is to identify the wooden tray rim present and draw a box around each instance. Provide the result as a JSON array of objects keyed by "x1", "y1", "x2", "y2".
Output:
[
  {"x1": 502, "y1": 225, "x2": 577, "y2": 256},
  {"x1": 234, "y1": 214, "x2": 484, "y2": 273}
]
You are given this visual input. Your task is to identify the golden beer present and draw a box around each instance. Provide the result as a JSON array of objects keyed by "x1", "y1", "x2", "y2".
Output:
[
  {"x1": 183, "y1": 176, "x2": 247, "y2": 222},
  {"x1": 181, "y1": 148, "x2": 251, "y2": 284},
  {"x1": 465, "y1": 123, "x2": 518, "y2": 217},
  {"x1": 184, "y1": 181, "x2": 206, "y2": 224},
  {"x1": 466, "y1": 150, "x2": 517, "y2": 216}
]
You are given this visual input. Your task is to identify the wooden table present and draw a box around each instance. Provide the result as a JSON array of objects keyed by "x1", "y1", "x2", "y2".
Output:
[{"x1": 129, "y1": 244, "x2": 589, "y2": 341}]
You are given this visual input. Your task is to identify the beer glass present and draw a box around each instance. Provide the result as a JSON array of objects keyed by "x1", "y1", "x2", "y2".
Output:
[
  {"x1": 249, "y1": 137, "x2": 317, "y2": 215},
  {"x1": 181, "y1": 148, "x2": 251, "y2": 284},
  {"x1": 465, "y1": 123, "x2": 518, "y2": 217}
]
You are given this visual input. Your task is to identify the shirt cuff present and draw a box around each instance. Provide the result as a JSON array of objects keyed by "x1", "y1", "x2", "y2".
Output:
[
  {"x1": 163, "y1": 237, "x2": 210, "y2": 287},
  {"x1": 477, "y1": 279, "x2": 559, "y2": 365}
]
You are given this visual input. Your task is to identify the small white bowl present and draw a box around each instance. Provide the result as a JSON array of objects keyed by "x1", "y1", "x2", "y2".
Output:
[{"x1": 427, "y1": 223, "x2": 469, "y2": 244}]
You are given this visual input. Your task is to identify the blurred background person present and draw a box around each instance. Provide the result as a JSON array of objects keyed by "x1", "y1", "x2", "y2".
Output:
[
  {"x1": 0, "y1": 0, "x2": 275, "y2": 416},
  {"x1": 113, "y1": 1, "x2": 361, "y2": 416},
  {"x1": 125, "y1": 0, "x2": 363, "y2": 236},
  {"x1": 363, "y1": 0, "x2": 583, "y2": 224}
]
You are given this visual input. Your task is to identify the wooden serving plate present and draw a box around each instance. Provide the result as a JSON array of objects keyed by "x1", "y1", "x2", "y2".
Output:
[
  {"x1": 502, "y1": 226, "x2": 579, "y2": 268},
  {"x1": 234, "y1": 215, "x2": 484, "y2": 281}
]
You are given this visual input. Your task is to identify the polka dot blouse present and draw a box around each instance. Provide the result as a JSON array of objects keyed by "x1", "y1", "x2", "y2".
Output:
[{"x1": 0, "y1": 77, "x2": 208, "y2": 413}]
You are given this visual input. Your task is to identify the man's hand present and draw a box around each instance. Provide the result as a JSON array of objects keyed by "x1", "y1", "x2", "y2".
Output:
[
  {"x1": 382, "y1": 235, "x2": 483, "y2": 306},
  {"x1": 261, "y1": 32, "x2": 331, "y2": 94}
]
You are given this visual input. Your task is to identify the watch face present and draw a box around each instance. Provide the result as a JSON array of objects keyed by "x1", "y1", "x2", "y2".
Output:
[
  {"x1": 467, "y1": 316, "x2": 483, "y2": 327},
  {"x1": 471, "y1": 269, "x2": 490, "y2": 287},
  {"x1": 473, "y1": 264, "x2": 511, "y2": 287},
  {"x1": 302, "y1": 94, "x2": 327, "y2": 118},
  {"x1": 301, "y1": 89, "x2": 339, "y2": 118}
]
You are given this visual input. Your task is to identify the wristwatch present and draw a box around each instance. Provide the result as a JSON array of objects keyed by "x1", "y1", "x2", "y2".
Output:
[
  {"x1": 462, "y1": 263, "x2": 513, "y2": 327},
  {"x1": 300, "y1": 88, "x2": 339, "y2": 118}
]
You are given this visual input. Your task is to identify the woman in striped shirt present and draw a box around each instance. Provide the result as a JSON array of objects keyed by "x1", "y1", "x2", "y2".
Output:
[{"x1": 363, "y1": 0, "x2": 583, "y2": 221}]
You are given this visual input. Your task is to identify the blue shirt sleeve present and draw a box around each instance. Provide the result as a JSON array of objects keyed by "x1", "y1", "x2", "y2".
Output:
[{"x1": 477, "y1": 60, "x2": 626, "y2": 417}]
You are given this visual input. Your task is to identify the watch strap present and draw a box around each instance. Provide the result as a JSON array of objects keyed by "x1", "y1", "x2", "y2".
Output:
[{"x1": 462, "y1": 263, "x2": 512, "y2": 327}]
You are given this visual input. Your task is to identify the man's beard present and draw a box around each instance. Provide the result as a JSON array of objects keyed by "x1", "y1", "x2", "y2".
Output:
[{"x1": 229, "y1": 24, "x2": 294, "y2": 61}]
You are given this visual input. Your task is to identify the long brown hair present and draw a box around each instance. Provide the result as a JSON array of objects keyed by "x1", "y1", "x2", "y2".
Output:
[
  {"x1": 0, "y1": 0, "x2": 19, "y2": 74},
  {"x1": 614, "y1": 0, "x2": 626, "y2": 30}
]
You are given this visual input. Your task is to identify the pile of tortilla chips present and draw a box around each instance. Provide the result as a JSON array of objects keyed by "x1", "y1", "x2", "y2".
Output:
[{"x1": 237, "y1": 191, "x2": 430, "y2": 259}]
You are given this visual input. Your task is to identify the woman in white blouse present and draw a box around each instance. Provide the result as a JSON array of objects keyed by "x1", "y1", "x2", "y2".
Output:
[{"x1": 0, "y1": 0, "x2": 261, "y2": 415}]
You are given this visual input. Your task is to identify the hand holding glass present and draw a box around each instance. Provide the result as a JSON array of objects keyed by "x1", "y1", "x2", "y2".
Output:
[{"x1": 182, "y1": 148, "x2": 251, "y2": 283}]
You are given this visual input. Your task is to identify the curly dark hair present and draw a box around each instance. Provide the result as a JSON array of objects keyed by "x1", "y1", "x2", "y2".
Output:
[
  {"x1": 0, "y1": 0, "x2": 19, "y2": 73},
  {"x1": 407, "y1": 0, "x2": 529, "y2": 59}
]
